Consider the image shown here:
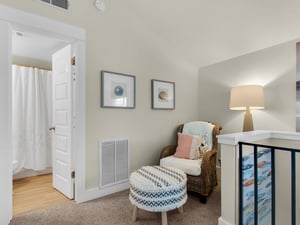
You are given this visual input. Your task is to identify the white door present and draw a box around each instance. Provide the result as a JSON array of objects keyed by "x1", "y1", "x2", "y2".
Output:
[
  {"x1": 52, "y1": 44, "x2": 74, "y2": 199},
  {"x1": 0, "y1": 20, "x2": 12, "y2": 225}
]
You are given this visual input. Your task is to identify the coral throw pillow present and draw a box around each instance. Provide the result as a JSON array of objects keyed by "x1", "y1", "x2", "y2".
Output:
[{"x1": 174, "y1": 133, "x2": 202, "y2": 159}]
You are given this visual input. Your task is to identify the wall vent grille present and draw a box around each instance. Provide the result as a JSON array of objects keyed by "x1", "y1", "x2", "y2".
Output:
[
  {"x1": 40, "y1": 0, "x2": 69, "y2": 10},
  {"x1": 99, "y1": 138, "x2": 129, "y2": 188}
]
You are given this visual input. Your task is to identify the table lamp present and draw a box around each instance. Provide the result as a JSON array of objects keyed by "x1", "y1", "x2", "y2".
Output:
[{"x1": 230, "y1": 85, "x2": 264, "y2": 131}]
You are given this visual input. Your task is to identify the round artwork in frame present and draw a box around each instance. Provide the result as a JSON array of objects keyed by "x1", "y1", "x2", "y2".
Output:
[{"x1": 114, "y1": 85, "x2": 124, "y2": 97}]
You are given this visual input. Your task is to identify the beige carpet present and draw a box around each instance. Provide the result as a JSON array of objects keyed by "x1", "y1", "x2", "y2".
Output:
[{"x1": 10, "y1": 179, "x2": 220, "y2": 225}]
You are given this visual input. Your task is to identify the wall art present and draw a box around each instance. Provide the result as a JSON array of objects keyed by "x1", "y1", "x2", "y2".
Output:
[
  {"x1": 101, "y1": 71, "x2": 135, "y2": 108},
  {"x1": 151, "y1": 79, "x2": 175, "y2": 110}
]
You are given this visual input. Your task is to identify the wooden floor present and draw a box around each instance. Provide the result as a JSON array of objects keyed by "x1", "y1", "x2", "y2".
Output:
[{"x1": 13, "y1": 174, "x2": 72, "y2": 216}]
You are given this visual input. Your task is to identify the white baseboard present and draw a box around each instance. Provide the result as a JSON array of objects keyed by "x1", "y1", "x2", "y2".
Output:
[
  {"x1": 218, "y1": 217, "x2": 234, "y2": 225},
  {"x1": 13, "y1": 167, "x2": 52, "y2": 180},
  {"x1": 76, "y1": 181, "x2": 129, "y2": 203}
]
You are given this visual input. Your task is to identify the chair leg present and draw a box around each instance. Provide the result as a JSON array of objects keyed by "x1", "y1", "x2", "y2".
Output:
[{"x1": 199, "y1": 195, "x2": 207, "y2": 204}]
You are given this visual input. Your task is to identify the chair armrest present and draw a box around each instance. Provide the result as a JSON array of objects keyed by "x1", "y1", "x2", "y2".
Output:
[
  {"x1": 198, "y1": 148, "x2": 218, "y2": 196},
  {"x1": 160, "y1": 145, "x2": 177, "y2": 159},
  {"x1": 202, "y1": 148, "x2": 217, "y2": 163},
  {"x1": 201, "y1": 148, "x2": 217, "y2": 177}
]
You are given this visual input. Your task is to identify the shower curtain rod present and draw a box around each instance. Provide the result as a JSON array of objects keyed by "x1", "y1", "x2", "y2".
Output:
[{"x1": 13, "y1": 63, "x2": 52, "y2": 71}]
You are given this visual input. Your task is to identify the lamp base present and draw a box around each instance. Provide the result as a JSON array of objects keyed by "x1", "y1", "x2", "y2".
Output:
[{"x1": 243, "y1": 108, "x2": 254, "y2": 132}]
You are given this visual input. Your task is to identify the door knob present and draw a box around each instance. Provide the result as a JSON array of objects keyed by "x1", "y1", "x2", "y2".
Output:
[{"x1": 49, "y1": 127, "x2": 56, "y2": 131}]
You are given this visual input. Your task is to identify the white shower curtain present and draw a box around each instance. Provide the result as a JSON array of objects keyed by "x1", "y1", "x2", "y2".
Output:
[{"x1": 12, "y1": 65, "x2": 52, "y2": 174}]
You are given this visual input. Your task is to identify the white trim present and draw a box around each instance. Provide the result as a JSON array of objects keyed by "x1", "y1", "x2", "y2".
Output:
[
  {"x1": 73, "y1": 40, "x2": 86, "y2": 203},
  {"x1": 0, "y1": 20, "x2": 12, "y2": 225},
  {"x1": 13, "y1": 168, "x2": 52, "y2": 180},
  {"x1": 270, "y1": 130, "x2": 300, "y2": 140},
  {"x1": 217, "y1": 130, "x2": 300, "y2": 146},
  {"x1": 217, "y1": 130, "x2": 271, "y2": 145},
  {"x1": 218, "y1": 217, "x2": 234, "y2": 225},
  {"x1": 80, "y1": 183, "x2": 130, "y2": 203}
]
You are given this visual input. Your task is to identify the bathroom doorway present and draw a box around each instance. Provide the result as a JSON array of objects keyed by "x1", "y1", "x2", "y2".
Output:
[
  {"x1": 0, "y1": 6, "x2": 86, "y2": 223},
  {"x1": 11, "y1": 27, "x2": 73, "y2": 216}
]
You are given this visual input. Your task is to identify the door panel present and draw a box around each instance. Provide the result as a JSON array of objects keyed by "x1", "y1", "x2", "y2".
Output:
[{"x1": 52, "y1": 44, "x2": 74, "y2": 199}]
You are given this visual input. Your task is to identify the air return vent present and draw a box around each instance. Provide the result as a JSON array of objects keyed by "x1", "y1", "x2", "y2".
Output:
[
  {"x1": 99, "y1": 138, "x2": 129, "y2": 188},
  {"x1": 40, "y1": 0, "x2": 69, "y2": 10}
]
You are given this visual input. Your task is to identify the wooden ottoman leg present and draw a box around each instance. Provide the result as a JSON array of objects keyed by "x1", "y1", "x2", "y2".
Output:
[
  {"x1": 161, "y1": 211, "x2": 167, "y2": 225},
  {"x1": 132, "y1": 205, "x2": 138, "y2": 221}
]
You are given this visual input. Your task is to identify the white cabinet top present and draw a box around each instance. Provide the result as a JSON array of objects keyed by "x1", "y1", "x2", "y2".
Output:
[{"x1": 217, "y1": 130, "x2": 300, "y2": 145}]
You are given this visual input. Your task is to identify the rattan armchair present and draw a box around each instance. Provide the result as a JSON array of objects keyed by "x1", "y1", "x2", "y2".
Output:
[{"x1": 159, "y1": 122, "x2": 222, "y2": 203}]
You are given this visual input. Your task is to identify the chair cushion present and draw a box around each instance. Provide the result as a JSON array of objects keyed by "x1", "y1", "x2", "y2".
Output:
[
  {"x1": 174, "y1": 133, "x2": 202, "y2": 159},
  {"x1": 160, "y1": 155, "x2": 202, "y2": 176},
  {"x1": 182, "y1": 121, "x2": 215, "y2": 149}
]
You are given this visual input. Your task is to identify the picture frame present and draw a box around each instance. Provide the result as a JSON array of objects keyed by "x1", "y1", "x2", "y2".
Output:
[
  {"x1": 101, "y1": 71, "x2": 136, "y2": 108},
  {"x1": 151, "y1": 79, "x2": 175, "y2": 110}
]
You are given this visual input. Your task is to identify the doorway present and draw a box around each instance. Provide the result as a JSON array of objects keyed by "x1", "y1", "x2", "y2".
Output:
[
  {"x1": 11, "y1": 29, "x2": 72, "y2": 216},
  {"x1": 0, "y1": 5, "x2": 86, "y2": 224}
]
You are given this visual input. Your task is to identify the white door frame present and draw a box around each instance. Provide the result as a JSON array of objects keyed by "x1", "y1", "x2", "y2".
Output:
[
  {"x1": 0, "y1": 20, "x2": 13, "y2": 225},
  {"x1": 0, "y1": 4, "x2": 86, "y2": 223}
]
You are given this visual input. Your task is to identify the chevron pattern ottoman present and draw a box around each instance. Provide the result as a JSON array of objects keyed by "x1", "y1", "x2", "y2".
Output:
[{"x1": 129, "y1": 166, "x2": 187, "y2": 225}]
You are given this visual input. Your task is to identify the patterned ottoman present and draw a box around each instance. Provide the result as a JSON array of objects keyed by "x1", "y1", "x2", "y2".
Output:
[{"x1": 129, "y1": 166, "x2": 187, "y2": 225}]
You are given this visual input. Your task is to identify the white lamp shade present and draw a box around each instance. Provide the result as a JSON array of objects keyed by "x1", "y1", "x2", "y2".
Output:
[{"x1": 230, "y1": 85, "x2": 264, "y2": 110}]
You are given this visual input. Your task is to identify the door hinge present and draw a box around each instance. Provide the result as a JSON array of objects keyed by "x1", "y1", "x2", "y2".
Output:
[
  {"x1": 71, "y1": 171, "x2": 75, "y2": 179},
  {"x1": 72, "y1": 71, "x2": 76, "y2": 81},
  {"x1": 71, "y1": 56, "x2": 76, "y2": 66}
]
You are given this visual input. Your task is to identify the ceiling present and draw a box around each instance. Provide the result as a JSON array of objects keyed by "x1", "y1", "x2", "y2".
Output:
[
  {"x1": 127, "y1": 0, "x2": 300, "y2": 67},
  {"x1": 11, "y1": 1, "x2": 300, "y2": 68},
  {"x1": 12, "y1": 29, "x2": 67, "y2": 62}
]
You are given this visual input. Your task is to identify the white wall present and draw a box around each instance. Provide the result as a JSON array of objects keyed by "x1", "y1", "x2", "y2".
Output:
[
  {"x1": 198, "y1": 40, "x2": 297, "y2": 134},
  {"x1": 200, "y1": 40, "x2": 298, "y2": 225},
  {"x1": 0, "y1": 1, "x2": 200, "y2": 189}
]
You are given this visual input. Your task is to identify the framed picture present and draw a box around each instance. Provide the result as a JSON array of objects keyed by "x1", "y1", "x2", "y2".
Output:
[
  {"x1": 101, "y1": 71, "x2": 136, "y2": 108},
  {"x1": 151, "y1": 79, "x2": 175, "y2": 110}
]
